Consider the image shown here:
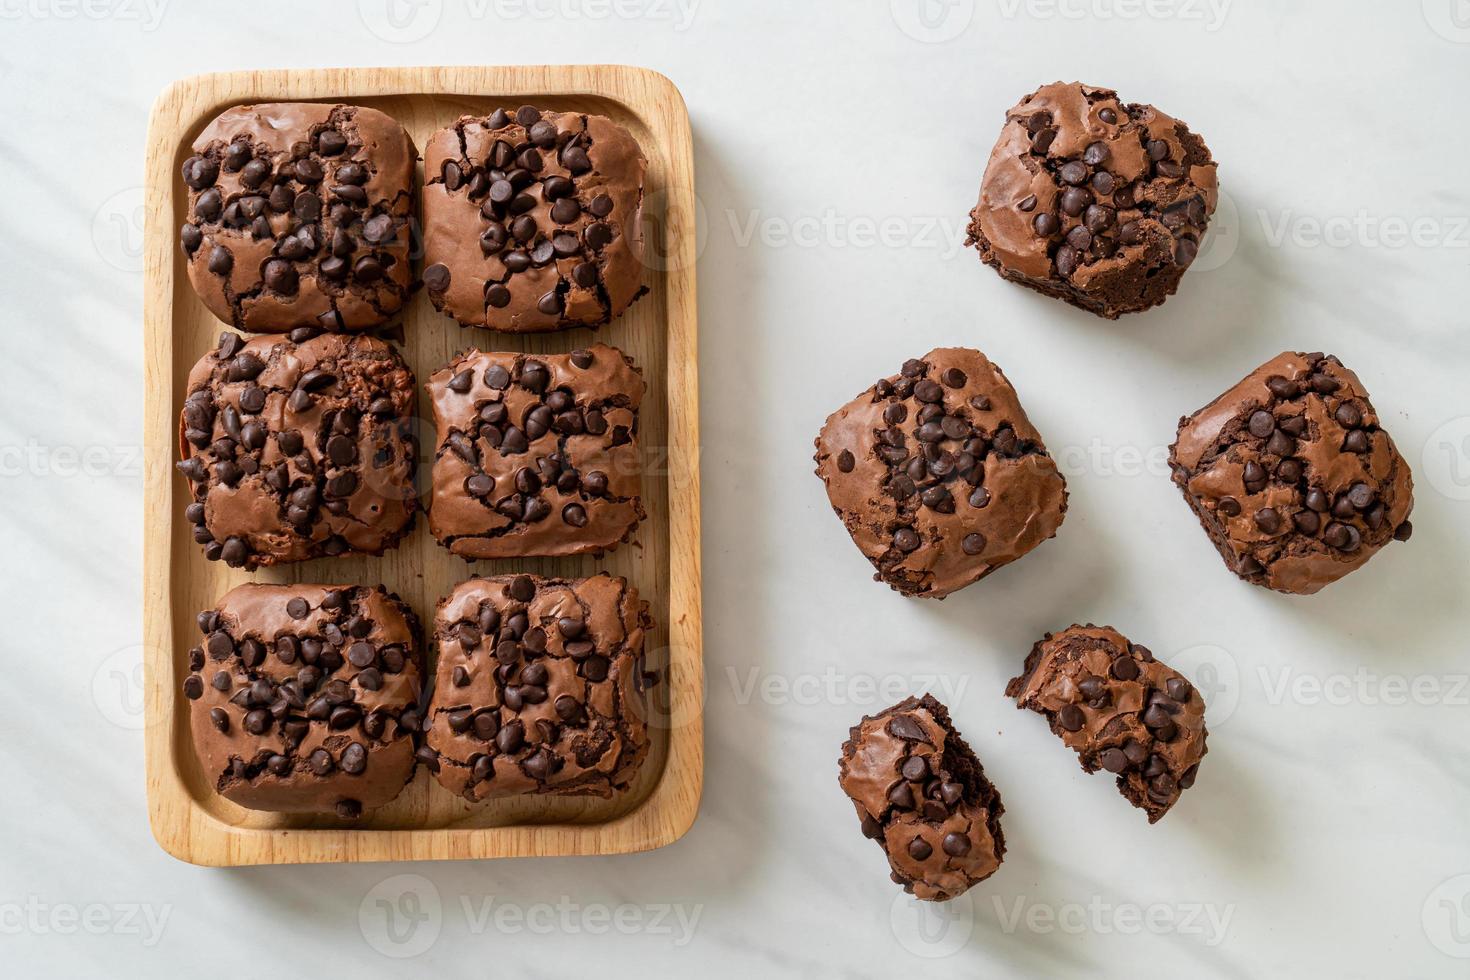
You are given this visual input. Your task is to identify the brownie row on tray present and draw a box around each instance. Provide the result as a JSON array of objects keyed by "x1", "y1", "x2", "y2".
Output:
[{"x1": 183, "y1": 575, "x2": 656, "y2": 819}]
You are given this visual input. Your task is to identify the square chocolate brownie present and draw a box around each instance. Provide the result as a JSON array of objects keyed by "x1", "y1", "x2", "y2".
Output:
[
  {"x1": 814, "y1": 347, "x2": 1068, "y2": 598},
  {"x1": 420, "y1": 106, "x2": 647, "y2": 331},
  {"x1": 1169, "y1": 351, "x2": 1413, "y2": 594},
  {"x1": 176, "y1": 331, "x2": 419, "y2": 569},
  {"x1": 967, "y1": 82, "x2": 1217, "y2": 319},
  {"x1": 179, "y1": 103, "x2": 417, "y2": 333},
  {"x1": 425, "y1": 343, "x2": 644, "y2": 558},
  {"x1": 420, "y1": 574, "x2": 655, "y2": 802},
  {"x1": 181, "y1": 584, "x2": 424, "y2": 818}
]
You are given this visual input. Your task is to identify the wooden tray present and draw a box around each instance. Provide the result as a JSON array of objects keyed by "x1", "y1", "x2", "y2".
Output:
[{"x1": 142, "y1": 66, "x2": 702, "y2": 866}]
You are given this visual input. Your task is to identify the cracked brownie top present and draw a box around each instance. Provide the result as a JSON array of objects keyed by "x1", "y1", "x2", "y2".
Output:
[
  {"x1": 425, "y1": 343, "x2": 644, "y2": 559},
  {"x1": 180, "y1": 102, "x2": 417, "y2": 333},
  {"x1": 1169, "y1": 351, "x2": 1414, "y2": 594},
  {"x1": 814, "y1": 347, "x2": 1067, "y2": 599},
  {"x1": 968, "y1": 81, "x2": 1217, "y2": 319},
  {"x1": 420, "y1": 574, "x2": 655, "y2": 803},
  {"x1": 421, "y1": 107, "x2": 647, "y2": 332},
  {"x1": 176, "y1": 331, "x2": 419, "y2": 568},
  {"x1": 839, "y1": 695, "x2": 1006, "y2": 902},
  {"x1": 183, "y1": 583, "x2": 424, "y2": 818},
  {"x1": 1007, "y1": 625, "x2": 1207, "y2": 823}
]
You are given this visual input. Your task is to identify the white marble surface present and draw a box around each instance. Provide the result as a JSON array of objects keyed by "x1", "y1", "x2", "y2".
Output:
[{"x1": 2, "y1": 1, "x2": 1469, "y2": 975}]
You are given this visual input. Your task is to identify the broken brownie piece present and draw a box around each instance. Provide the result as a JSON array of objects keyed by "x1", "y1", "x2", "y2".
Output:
[
  {"x1": 1006, "y1": 625, "x2": 1207, "y2": 823},
  {"x1": 838, "y1": 695, "x2": 1006, "y2": 901}
]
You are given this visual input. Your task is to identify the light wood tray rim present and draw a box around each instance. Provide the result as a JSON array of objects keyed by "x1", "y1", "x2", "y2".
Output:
[{"x1": 143, "y1": 64, "x2": 702, "y2": 867}]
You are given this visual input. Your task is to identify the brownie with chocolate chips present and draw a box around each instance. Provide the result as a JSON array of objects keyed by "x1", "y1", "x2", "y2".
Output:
[
  {"x1": 420, "y1": 106, "x2": 647, "y2": 332},
  {"x1": 1169, "y1": 351, "x2": 1414, "y2": 594},
  {"x1": 181, "y1": 584, "x2": 424, "y2": 818},
  {"x1": 813, "y1": 347, "x2": 1068, "y2": 599},
  {"x1": 425, "y1": 344, "x2": 644, "y2": 558},
  {"x1": 838, "y1": 695, "x2": 1006, "y2": 902},
  {"x1": 967, "y1": 81, "x2": 1218, "y2": 319},
  {"x1": 420, "y1": 575, "x2": 655, "y2": 802},
  {"x1": 175, "y1": 331, "x2": 419, "y2": 569},
  {"x1": 1006, "y1": 625, "x2": 1207, "y2": 823},
  {"x1": 179, "y1": 103, "x2": 417, "y2": 333}
]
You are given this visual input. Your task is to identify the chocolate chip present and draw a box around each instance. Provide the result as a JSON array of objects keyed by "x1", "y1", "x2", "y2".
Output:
[
  {"x1": 1111, "y1": 656, "x2": 1139, "y2": 681},
  {"x1": 424, "y1": 263, "x2": 451, "y2": 293}
]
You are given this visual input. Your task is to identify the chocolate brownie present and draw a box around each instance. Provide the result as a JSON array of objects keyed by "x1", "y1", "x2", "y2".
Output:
[
  {"x1": 838, "y1": 696, "x2": 1006, "y2": 902},
  {"x1": 421, "y1": 107, "x2": 647, "y2": 331},
  {"x1": 967, "y1": 82, "x2": 1218, "y2": 319},
  {"x1": 425, "y1": 344, "x2": 644, "y2": 558},
  {"x1": 179, "y1": 103, "x2": 417, "y2": 333},
  {"x1": 1169, "y1": 351, "x2": 1414, "y2": 594},
  {"x1": 181, "y1": 584, "x2": 424, "y2": 818},
  {"x1": 420, "y1": 574, "x2": 655, "y2": 802},
  {"x1": 1006, "y1": 625, "x2": 1206, "y2": 823},
  {"x1": 813, "y1": 347, "x2": 1068, "y2": 599},
  {"x1": 175, "y1": 331, "x2": 418, "y2": 569}
]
